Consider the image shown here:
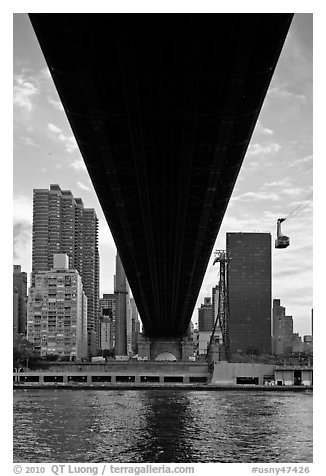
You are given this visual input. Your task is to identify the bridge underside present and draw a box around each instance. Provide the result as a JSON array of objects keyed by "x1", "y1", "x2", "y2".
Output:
[{"x1": 29, "y1": 14, "x2": 293, "y2": 338}]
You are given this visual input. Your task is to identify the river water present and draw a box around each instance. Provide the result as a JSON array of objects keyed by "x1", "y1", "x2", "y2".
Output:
[{"x1": 13, "y1": 389, "x2": 312, "y2": 463}]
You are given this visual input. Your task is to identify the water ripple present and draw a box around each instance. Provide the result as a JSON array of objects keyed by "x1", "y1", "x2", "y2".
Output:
[{"x1": 13, "y1": 389, "x2": 312, "y2": 463}]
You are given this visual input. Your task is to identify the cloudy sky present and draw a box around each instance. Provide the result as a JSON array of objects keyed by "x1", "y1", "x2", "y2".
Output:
[{"x1": 13, "y1": 13, "x2": 313, "y2": 337}]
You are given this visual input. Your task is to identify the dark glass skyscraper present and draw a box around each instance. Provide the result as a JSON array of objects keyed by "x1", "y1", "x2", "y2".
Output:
[
  {"x1": 13, "y1": 265, "x2": 27, "y2": 335},
  {"x1": 226, "y1": 232, "x2": 271, "y2": 355}
]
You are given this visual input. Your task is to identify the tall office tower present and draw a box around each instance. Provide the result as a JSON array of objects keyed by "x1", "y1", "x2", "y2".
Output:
[
  {"x1": 226, "y1": 232, "x2": 272, "y2": 355},
  {"x1": 272, "y1": 299, "x2": 285, "y2": 354},
  {"x1": 99, "y1": 312, "x2": 114, "y2": 352},
  {"x1": 13, "y1": 291, "x2": 19, "y2": 336},
  {"x1": 198, "y1": 297, "x2": 213, "y2": 331},
  {"x1": 311, "y1": 308, "x2": 313, "y2": 336},
  {"x1": 272, "y1": 299, "x2": 293, "y2": 355},
  {"x1": 99, "y1": 293, "x2": 116, "y2": 351},
  {"x1": 13, "y1": 265, "x2": 28, "y2": 335},
  {"x1": 197, "y1": 297, "x2": 213, "y2": 355},
  {"x1": 32, "y1": 185, "x2": 99, "y2": 356},
  {"x1": 272, "y1": 298, "x2": 293, "y2": 355},
  {"x1": 212, "y1": 285, "x2": 219, "y2": 325},
  {"x1": 130, "y1": 297, "x2": 140, "y2": 354},
  {"x1": 114, "y1": 254, "x2": 128, "y2": 356},
  {"x1": 27, "y1": 254, "x2": 88, "y2": 360}
]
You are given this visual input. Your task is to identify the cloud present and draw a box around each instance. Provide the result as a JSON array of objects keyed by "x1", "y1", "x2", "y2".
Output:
[
  {"x1": 244, "y1": 160, "x2": 259, "y2": 170},
  {"x1": 64, "y1": 136, "x2": 79, "y2": 154},
  {"x1": 48, "y1": 123, "x2": 78, "y2": 154},
  {"x1": 267, "y1": 87, "x2": 307, "y2": 103},
  {"x1": 286, "y1": 195, "x2": 313, "y2": 211},
  {"x1": 98, "y1": 218, "x2": 115, "y2": 247},
  {"x1": 13, "y1": 65, "x2": 61, "y2": 120},
  {"x1": 21, "y1": 136, "x2": 40, "y2": 148},
  {"x1": 282, "y1": 187, "x2": 306, "y2": 196},
  {"x1": 47, "y1": 95, "x2": 64, "y2": 111},
  {"x1": 274, "y1": 266, "x2": 306, "y2": 279},
  {"x1": 14, "y1": 195, "x2": 33, "y2": 224},
  {"x1": 247, "y1": 142, "x2": 282, "y2": 156},
  {"x1": 288, "y1": 155, "x2": 313, "y2": 168},
  {"x1": 13, "y1": 73, "x2": 38, "y2": 113},
  {"x1": 13, "y1": 221, "x2": 32, "y2": 261},
  {"x1": 48, "y1": 123, "x2": 63, "y2": 134},
  {"x1": 13, "y1": 194, "x2": 33, "y2": 274},
  {"x1": 231, "y1": 191, "x2": 280, "y2": 202},
  {"x1": 69, "y1": 158, "x2": 87, "y2": 171},
  {"x1": 255, "y1": 121, "x2": 274, "y2": 136},
  {"x1": 39, "y1": 67, "x2": 51, "y2": 81},
  {"x1": 262, "y1": 127, "x2": 274, "y2": 135},
  {"x1": 77, "y1": 181, "x2": 91, "y2": 191},
  {"x1": 264, "y1": 179, "x2": 292, "y2": 188}
]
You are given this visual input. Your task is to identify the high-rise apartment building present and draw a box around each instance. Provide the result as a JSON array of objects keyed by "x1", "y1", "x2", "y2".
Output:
[
  {"x1": 99, "y1": 294, "x2": 116, "y2": 320},
  {"x1": 27, "y1": 254, "x2": 88, "y2": 360},
  {"x1": 32, "y1": 185, "x2": 99, "y2": 356},
  {"x1": 13, "y1": 265, "x2": 27, "y2": 335},
  {"x1": 226, "y1": 232, "x2": 271, "y2": 355}
]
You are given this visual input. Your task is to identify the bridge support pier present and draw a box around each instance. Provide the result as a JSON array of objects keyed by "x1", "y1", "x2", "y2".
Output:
[{"x1": 138, "y1": 335, "x2": 195, "y2": 361}]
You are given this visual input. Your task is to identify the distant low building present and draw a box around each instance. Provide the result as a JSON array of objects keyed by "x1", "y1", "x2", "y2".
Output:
[
  {"x1": 303, "y1": 335, "x2": 313, "y2": 354},
  {"x1": 273, "y1": 299, "x2": 313, "y2": 357},
  {"x1": 196, "y1": 293, "x2": 223, "y2": 357},
  {"x1": 197, "y1": 331, "x2": 212, "y2": 356},
  {"x1": 291, "y1": 333, "x2": 304, "y2": 353}
]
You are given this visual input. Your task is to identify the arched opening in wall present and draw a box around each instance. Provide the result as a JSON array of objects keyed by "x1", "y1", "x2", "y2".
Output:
[{"x1": 155, "y1": 352, "x2": 177, "y2": 361}]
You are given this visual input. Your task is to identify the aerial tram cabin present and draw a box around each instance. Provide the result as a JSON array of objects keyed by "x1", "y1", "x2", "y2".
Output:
[{"x1": 275, "y1": 218, "x2": 290, "y2": 249}]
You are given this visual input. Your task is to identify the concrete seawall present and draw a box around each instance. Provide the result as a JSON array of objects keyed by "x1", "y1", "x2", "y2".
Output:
[
  {"x1": 13, "y1": 383, "x2": 312, "y2": 391},
  {"x1": 13, "y1": 361, "x2": 312, "y2": 390}
]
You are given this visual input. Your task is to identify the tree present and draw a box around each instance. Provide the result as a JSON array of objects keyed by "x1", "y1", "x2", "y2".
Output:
[
  {"x1": 13, "y1": 335, "x2": 37, "y2": 369},
  {"x1": 102, "y1": 348, "x2": 115, "y2": 358}
]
